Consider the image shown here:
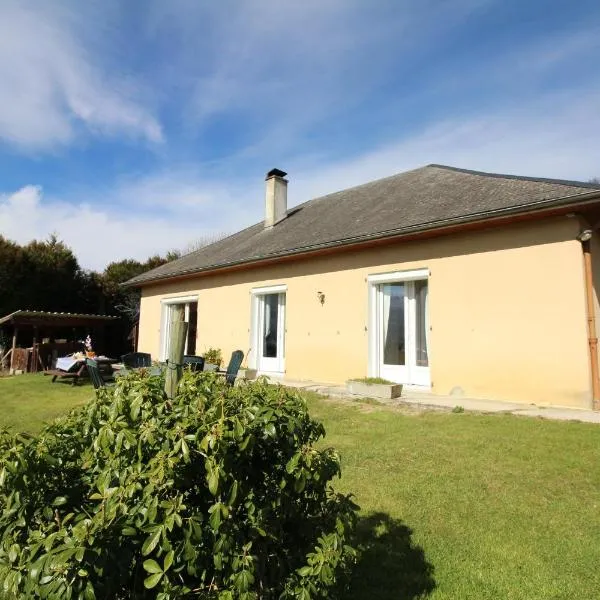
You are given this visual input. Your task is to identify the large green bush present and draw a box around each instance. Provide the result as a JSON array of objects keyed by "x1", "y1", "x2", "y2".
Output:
[{"x1": 0, "y1": 372, "x2": 358, "y2": 599}]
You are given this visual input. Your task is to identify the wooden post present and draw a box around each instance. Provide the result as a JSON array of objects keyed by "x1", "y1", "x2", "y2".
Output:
[
  {"x1": 1, "y1": 349, "x2": 11, "y2": 370},
  {"x1": 164, "y1": 305, "x2": 188, "y2": 400},
  {"x1": 10, "y1": 327, "x2": 17, "y2": 371},
  {"x1": 31, "y1": 326, "x2": 38, "y2": 373}
]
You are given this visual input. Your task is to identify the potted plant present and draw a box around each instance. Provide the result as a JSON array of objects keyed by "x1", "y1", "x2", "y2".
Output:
[
  {"x1": 346, "y1": 377, "x2": 402, "y2": 400},
  {"x1": 203, "y1": 347, "x2": 222, "y2": 372},
  {"x1": 83, "y1": 335, "x2": 95, "y2": 358}
]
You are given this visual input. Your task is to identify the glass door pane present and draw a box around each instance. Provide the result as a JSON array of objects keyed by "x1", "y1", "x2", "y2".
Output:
[
  {"x1": 414, "y1": 280, "x2": 428, "y2": 367},
  {"x1": 262, "y1": 293, "x2": 279, "y2": 358},
  {"x1": 382, "y1": 283, "x2": 405, "y2": 366},
  {"x1": 255, "y1": 292, "x2": 285, "y2": 373},
  {"x1": 187, "y1": 302, "x2": 198, "y2": 355}
]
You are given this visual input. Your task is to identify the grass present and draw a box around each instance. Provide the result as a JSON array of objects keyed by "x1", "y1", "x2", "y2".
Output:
[
  {"x1": 348, "y1": 376, "x2": 395, "y2": 385},
  {"x1": 0, "y1": 373, "x2": 92, "y2": 432},
  {"x1": 1, "y1": 376, "x2": 600, "y2": 598},
  {"x1": 305, "y1": 395, "x2": 600, "y2": 600}
]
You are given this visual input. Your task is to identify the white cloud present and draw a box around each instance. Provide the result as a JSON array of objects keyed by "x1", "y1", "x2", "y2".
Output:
[
  {"x1": 3, "y1": 83, "x2": 599, "y2": 273},
  {"x1": 2, "y1": 84, "x2": 599, "y2": 271},
  {"x1": 146, "y1": 0, "x2": 490, "y2": 150},
  {"x1": 0, "y1": 185, "x2": 206, "y2": 270},
  {"x1": 1, "y1": 3, "x2": 599, "y2": 270},
  {"x1": 0, "y1": 1, "x2": 162, "y2": 151},
  {"x1": 0, "y1": 172, "x2": 258, "y2": 271}
]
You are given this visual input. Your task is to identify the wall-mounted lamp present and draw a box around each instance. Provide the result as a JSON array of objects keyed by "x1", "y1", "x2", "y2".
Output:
[
  {"x1": 577, "y1": 229, "x2": 593, "y2": 243},
  {"x1": 317, "y1": 291, "x2": 325, "y2": 305}
]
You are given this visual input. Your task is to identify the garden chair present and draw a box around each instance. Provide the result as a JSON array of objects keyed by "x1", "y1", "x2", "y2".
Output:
[
  {"x1": 217, "y1": 350, "x2": 244, "y2": 386},
  {"x1": 121, "y1": 352, "x2": 152, "y2": 369},
  {"x1": 86, "y1": 359, "x2": 114, "y2": 390},
  {"x1": 183, "y1": 355, "x2": 205, "y2": 372}
]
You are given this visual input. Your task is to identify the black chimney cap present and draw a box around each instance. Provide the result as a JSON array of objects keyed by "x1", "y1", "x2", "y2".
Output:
[{"x1": 266, "y1": 168, "x2": 287, "y2": 179}]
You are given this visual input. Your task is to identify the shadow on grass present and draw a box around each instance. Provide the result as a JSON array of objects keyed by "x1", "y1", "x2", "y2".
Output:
[{"x1": 343, "y1": 512, "x2": 435, "y2": 600}]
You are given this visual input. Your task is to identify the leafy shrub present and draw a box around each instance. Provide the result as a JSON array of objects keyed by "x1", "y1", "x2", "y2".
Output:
[
  {"x1": 0, "y1": 372, "x2": 358, "y2": 599},
  {"x1": 203, "y1": 348, "x2": 223, "y2": 368}
]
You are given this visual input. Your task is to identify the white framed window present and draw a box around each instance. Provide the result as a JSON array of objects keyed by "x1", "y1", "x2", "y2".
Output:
[{"x1": 160, "y1": 295, "x2": 199, "y2": 361}]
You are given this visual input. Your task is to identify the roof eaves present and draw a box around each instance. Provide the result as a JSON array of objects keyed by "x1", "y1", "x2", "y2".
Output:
[{"x1": 0, "y1": 310, "x2": 119, "y2": 326}]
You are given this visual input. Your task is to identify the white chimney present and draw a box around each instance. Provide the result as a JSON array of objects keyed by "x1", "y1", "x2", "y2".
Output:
[{"x1": 264, "y1": 168, "x2": 288, "y2": 228}]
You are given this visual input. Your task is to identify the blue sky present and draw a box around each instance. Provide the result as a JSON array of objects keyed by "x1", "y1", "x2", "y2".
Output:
[{"x1": 0, "y1": 0, "x2": 599, "y2": 269}]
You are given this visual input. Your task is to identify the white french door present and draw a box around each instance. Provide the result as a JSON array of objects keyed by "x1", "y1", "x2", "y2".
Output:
[
  {"x1": 160, "y1": 297, "x2": 198, "y2": 361},
  {"x1": 252, "y1": 290, "x2": 286, "y2": 374},
  {"x1": 371, "y1": 276, "x2": 430, "y2": 387}
]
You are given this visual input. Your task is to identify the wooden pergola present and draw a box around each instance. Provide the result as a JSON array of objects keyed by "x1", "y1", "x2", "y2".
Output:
[{"x1": 0, "y1": 310, "x2": 119, "y2": 371}]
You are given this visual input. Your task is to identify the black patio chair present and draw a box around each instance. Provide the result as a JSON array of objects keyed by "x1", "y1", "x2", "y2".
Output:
[
  {"x1": 217, "y1": 350, "x2": 244, "y2": 386},
  {"x1": 86, "y1": 358, "x2": 114, "y2": 390},
  {"x1": 121, "y1": 352, "x2": 152, "y2": 368},
  {"x1": 183, "y1": 355, "x2": 205, "y2": 372}
]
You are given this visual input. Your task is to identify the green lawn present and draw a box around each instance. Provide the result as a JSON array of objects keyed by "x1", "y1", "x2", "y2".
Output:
[
  {"x1": 1, "y1": 375, "x2": 600, "y2": 599},
  {"x1": 0, "y1": 373, "x2": 92, "y2": 432},
  {"x1": 307, "y1": 396, "x2": 600, "y2": 600}
]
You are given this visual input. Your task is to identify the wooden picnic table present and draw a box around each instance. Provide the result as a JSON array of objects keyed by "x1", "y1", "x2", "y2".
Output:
[{"x1": 44, "y1": 356, "x2": 117, "y2": 385}]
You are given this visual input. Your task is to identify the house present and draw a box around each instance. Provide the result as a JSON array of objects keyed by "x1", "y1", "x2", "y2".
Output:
[{"x1": 126, "y1": 165, "x2": 600, "y2": 409}]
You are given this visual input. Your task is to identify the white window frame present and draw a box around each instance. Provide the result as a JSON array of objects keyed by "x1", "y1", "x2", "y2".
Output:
[
  {"x1": 249, "y1": 285, "x2": 287, "y2": 373},
  {"x1": 159, "y1": 295, "x2": 199, "y2": 361},
  {"x1": 367, "y1": 269, "x2": 430, "y2": 382}
]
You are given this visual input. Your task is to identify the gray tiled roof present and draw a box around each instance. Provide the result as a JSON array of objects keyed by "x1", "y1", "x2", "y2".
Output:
[{"x1": 127, "y1": 164, "x2": 600, "y2": 286}]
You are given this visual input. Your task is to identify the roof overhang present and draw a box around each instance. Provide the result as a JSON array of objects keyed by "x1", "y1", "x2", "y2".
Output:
[
  {"x1": 0, "y1": 311, "x2": 120, "y2": 328},
  {"x1": 128, "y1": 188, "x2": 600, "y2": 288}
]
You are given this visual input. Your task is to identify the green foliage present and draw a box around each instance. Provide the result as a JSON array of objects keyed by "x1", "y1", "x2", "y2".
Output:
[
  {"x1": 0, "y1": 234, "x2": 91, "y2": 316},
  {"x1": 348, "y1": 377, "x2": 395, "y2": 385},
  {"x1": 101, "y1": 253, "x2": 180, "y2": 324},
  {"x1": 0, "y1": 232, "x2": 178, "y2": 323},
  {"x1": 0, "y1": 237, "x2": 27, "y2": 316},
  {"x1": 204, "y1": 348, "x2": 223, "y2": 368},
  {"x1": 0, "y1": 232, "x2": 179, "y2": 355},
  {"x1": 0, "y1": 372, "x2": 358, "y2": 599},
  {"x1": 451, "y1": 405, "x2": 465, "y2": 413}
]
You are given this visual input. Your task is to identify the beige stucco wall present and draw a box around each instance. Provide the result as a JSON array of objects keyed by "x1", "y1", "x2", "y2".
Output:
[{"x1": 139, "y1": 216, "x2": 592, "y2": 408}]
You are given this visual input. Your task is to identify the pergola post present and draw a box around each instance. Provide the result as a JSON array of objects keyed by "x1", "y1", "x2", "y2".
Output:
[
  {"x1": 10, "y1": 327, "x2": 17, "y2": 371},
  {"x1": 32, "y1": 326, "x2": 39, "y2": 373}
]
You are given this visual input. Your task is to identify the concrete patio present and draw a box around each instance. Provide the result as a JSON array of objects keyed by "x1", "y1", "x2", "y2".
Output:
[{"x1": 276, "y1": 378, "x2": 600, "y2": 424}]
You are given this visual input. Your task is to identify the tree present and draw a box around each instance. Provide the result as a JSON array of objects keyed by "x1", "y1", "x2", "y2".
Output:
[
  {"x1": 101, "y1": 252, "x2": 180, "y2": 324},
  {"x1": 23, "y1": 235, "x2": 84, "y2": 313},
  {"x1": 0, "y1": 236, "x2": 27, "y2": 316},
  {"x1": 0, "y1": 234, "x2": 89, "y2": 317},
  {"x1": 0, "y1": 233, "x2": 180, "y2": 353},
  {"x1": 180, "y1": 233, "x2": 229, "y2": 255}
]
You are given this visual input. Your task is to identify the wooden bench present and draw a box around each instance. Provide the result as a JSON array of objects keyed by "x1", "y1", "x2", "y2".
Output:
[{"x1": 44, "y1": 363, "x2": 87, "y2": 385}]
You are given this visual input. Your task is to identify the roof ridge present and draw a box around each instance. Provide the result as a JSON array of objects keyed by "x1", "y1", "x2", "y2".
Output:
[
  {"x1": 428, "y1": 164, "x2": 600, "y2": 190},
  {"x1": 291, "y1": 165, "x2": 433, "y2": 211}
]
